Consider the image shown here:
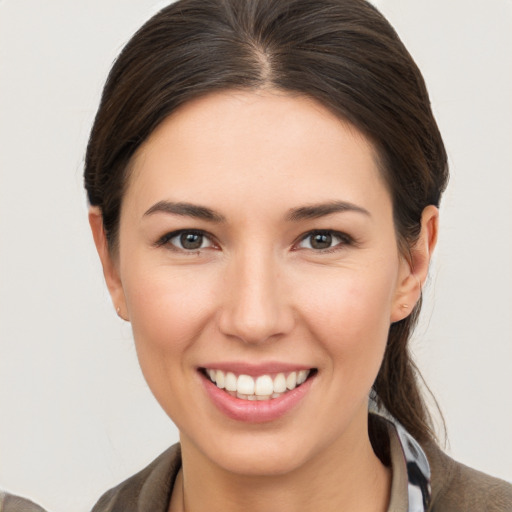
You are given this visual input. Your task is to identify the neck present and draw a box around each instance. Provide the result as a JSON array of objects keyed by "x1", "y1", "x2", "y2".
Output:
[{"x1": 169, "y1": 417, "x2": 391, "y2": 512}]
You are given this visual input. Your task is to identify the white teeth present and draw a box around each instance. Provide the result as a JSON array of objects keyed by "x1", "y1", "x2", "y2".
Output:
[
  {"x1": 255, "y1": 375, "x2": 274, "y2": 396},
  {"x1": 215, "y1": 370, "x2": 225, "y2": 389},
  {"x1": 206, "y1": 368, "x2": 312, "y2": 401},
  {"x1": 297, "y1": 370, "x2": 308, "y2": 385},
  {"x1": 225, "y1": 372, "x2": 237, "y2": 391},
  {"x1": 237, "y1": 375, "x2": 255, "y2": 395},
  {"x1": 286, "y1": 372, "x2": 297, "y2": 390},
  {"x1": 273, "y1": 373, "x2": 287, "y2": 393}
]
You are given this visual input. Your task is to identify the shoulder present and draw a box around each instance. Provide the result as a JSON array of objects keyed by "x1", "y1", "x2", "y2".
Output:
[
  {"x1": 91, "y1": 444, "x2": 181, "y2": 512},
  {"x1": 0, "y1": 492, "x2": 47, "y2": 512},
  {"x1": 423, "y1": 442, "x2": 512, "y2": 512}
]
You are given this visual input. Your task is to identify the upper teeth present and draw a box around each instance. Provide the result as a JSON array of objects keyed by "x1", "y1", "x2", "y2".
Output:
[{"x1": 206, "y1": 369, "x2": 310, "y2": 400}]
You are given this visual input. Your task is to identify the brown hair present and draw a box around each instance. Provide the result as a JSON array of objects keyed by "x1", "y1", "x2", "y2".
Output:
[{"x1": 84, "y1": 0, "x2": 448, "y2": 444}]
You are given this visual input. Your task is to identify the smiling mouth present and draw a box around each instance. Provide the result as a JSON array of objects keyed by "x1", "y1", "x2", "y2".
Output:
[{"x1": 201, "y1": 368, "x2": 316, "y2": 401}]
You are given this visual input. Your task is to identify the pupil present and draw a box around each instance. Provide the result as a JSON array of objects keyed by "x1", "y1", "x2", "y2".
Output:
[
  {"x1": 180, "y1": 233, "x2": 202, "y2": 250},
  {"x1": 311, "y1": 233, "x2": 332, "y2": 249}
]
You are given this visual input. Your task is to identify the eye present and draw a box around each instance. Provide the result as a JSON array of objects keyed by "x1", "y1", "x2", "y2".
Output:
[
  {"x1": 158, "y1": 230, "x2": 215, "y2": 251},
  {"x1": 296, "y1": 230, "x2": 352, "y2": 251}
]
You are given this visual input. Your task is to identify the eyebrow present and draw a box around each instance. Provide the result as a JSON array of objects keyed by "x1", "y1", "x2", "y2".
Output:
[
  {"x1": 143, "y1": 199, "x2": 369, "y2": 223},
  {"x1": 286, "y1": 201, "x2": 370, "y2": 221},
  {"x1": 143, "y1": 201, "x2": 226, "y2": 222}
]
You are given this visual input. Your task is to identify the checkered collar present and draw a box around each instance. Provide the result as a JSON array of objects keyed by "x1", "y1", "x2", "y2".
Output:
[{"x1": 370, "y1": 402, "x2": 431, "y2": 512}]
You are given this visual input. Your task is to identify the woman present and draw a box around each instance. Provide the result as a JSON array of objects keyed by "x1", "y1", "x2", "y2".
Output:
[{"x1": 84, "y1": 0, "x2": 512, "y2": 511}]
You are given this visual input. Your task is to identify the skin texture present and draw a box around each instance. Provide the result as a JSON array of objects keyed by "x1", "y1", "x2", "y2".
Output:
[{"x1": 89, "y1": 90, "x2": 438, "y2": 512}]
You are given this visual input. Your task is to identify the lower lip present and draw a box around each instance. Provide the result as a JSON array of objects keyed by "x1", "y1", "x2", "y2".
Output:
[{"x1": 201, "y1": 371, "x2": 315, "y2": 423}]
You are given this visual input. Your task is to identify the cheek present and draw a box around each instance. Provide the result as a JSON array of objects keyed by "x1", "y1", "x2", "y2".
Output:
[
  {"x1": 120, "y1": 265, "x2": 221, "y2": 423},
  {"x1": 123, "y1": 264, "x2": 218, "y2": 357},
  {"x1": 296, "y1": 263, "x2": 397, "y2": 372}
]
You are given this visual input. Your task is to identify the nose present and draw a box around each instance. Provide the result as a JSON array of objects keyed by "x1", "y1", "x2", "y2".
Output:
[{"x1": 217, "y1": 249, "x2": 294, "y2": 344}]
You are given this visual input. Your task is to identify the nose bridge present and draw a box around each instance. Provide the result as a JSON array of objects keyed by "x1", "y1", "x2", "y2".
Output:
[{"x1": 219, "y1": 244, "x2": 292, "y2": 344}]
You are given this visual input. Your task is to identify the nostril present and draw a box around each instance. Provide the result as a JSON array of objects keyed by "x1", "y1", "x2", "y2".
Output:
[{"x1": 218, "y1": 307, "x2": 295, "y2": 345}]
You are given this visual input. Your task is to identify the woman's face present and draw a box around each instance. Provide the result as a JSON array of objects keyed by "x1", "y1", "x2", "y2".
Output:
[{"x1": 99, "y1": 90, "x2": 421, "y2": 476}]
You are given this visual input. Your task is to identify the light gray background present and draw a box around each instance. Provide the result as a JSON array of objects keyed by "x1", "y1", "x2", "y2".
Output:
[{"x1": 0, "y1": 1, "x2": 511, "y2": 511}]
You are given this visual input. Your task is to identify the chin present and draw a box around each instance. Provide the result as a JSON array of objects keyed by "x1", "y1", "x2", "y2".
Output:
[{"x1": 211, "y1": 439, "x2": 311, "y2": 477}]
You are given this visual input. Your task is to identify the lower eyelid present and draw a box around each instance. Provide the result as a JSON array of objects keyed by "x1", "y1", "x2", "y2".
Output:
[
  {"x1": 155, "y1": 230, "x2": 213, "y2": 249},
  {"x1": 296, "y1": 231, "x2": 353, "y2": 250}
]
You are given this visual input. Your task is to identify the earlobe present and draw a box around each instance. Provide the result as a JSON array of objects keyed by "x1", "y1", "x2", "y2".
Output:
[
  {"x1": 391, "y1": 205, "x2": 439, "y2": 323},
  {"x1": 88, "y1": 207, "x2": 129, "y2": 321}
]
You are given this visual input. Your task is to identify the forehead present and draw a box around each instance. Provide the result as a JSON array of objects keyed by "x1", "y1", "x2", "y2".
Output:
[{"x1": 125, "y1": 90, "x2": 390, "y2": 217}]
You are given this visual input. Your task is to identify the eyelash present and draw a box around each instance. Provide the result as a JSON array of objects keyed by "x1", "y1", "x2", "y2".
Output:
[
  {"x1": 155, "y1": 229, "x2": 355, "y2": 253},
  {"x1": 294, "y1": 230, "x2": 355, "y2": 253},
  {"x1": 155, "y1": 229, "x2": 216, "y2": 253}
]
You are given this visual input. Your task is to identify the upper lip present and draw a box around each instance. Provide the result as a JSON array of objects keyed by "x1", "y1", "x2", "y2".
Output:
[{"x1": 199, "y1": 361, "x2": 315, "y2": 376}]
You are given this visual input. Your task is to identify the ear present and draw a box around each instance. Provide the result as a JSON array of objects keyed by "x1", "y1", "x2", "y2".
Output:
[
  {"x1": 390, "y1": 205, "x2": 439, "y2": 323},
  {"x1": 88, "y1": 207, "x2": 129, "y2": 321}
]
